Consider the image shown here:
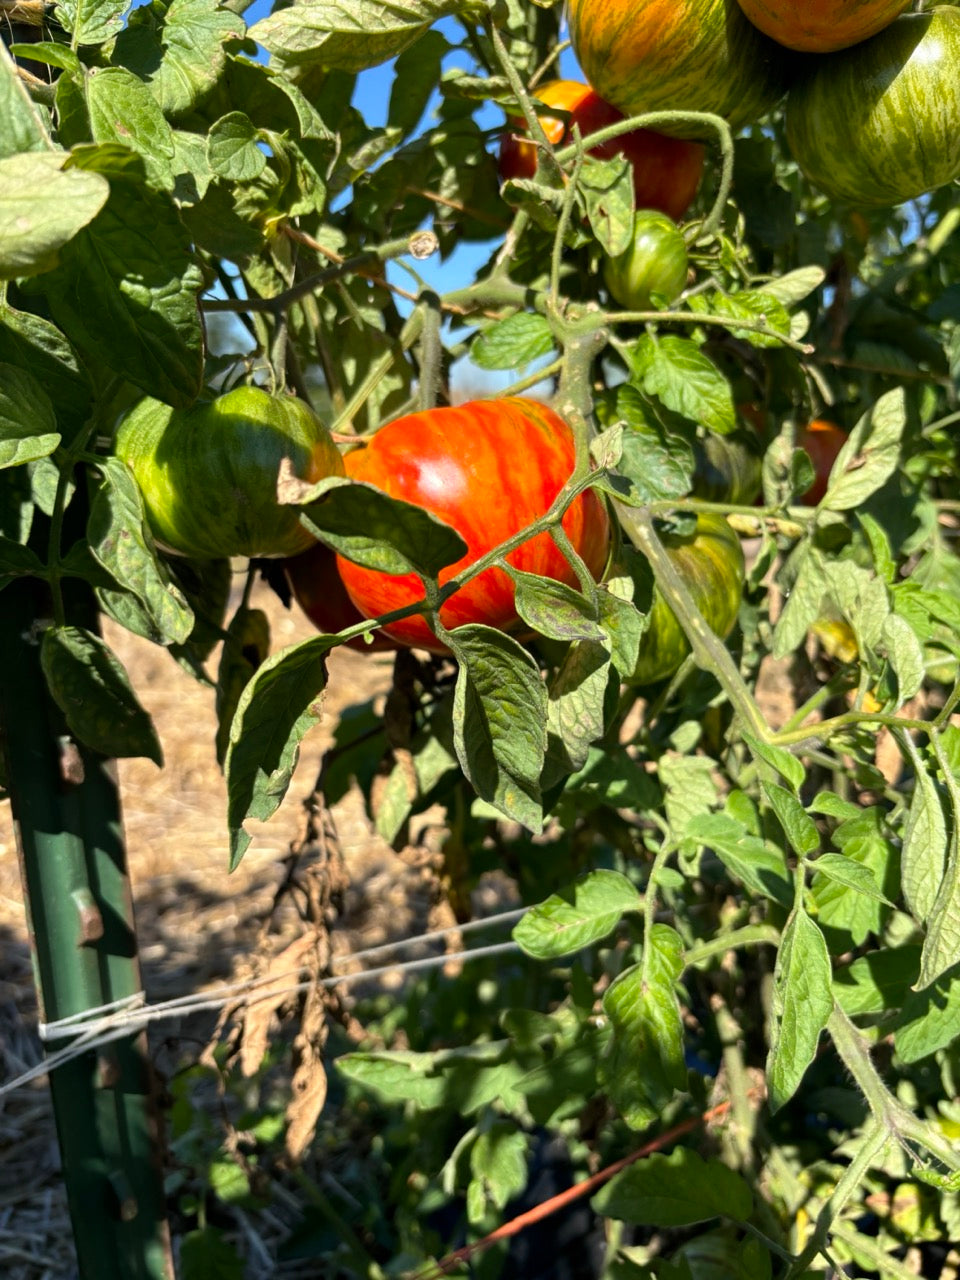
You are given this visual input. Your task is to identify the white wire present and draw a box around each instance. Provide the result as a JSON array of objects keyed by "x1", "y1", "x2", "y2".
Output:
[{"x1": 0, "y1": 907, "x2": 529, "y2": 1101}]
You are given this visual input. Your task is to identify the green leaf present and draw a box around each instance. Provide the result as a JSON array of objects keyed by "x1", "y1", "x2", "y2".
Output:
[
  {"x1": 450, "y1": 625, "x2": 546, "y2": 832},
  {"x1": 179, "y1": 1227, "x2": 244, "y2": 1280},
  {"x1": 0, "y1": 304, "x2": 91, "y2": 423},
  {"x1": 544, "y1": 639, "x2": 611, "y2": 781},
  {"x1": 616, "y1": 417, "x2": 696, "y2": 506},
  {"x1": 686, "y1": 812, "x2": 792, "y2": 905},
  {"x1": 296, "y1": 476, "x2": 466, "y2": 579},
  {"x1": 811, "y1": 854, "x2": 891, "y2": 905},
  {"x1": 597, "y1": 573, "x2": 645, "y2": 678},
  {"x1": 468, "y1": 1125, "x2": 528, "y2": 1223},
  {"x1": 0, "y1": 151, "x2": 109, "y2": 281},
  {"x1": 580, "y1": 153, "x2": 634, "y2": 258},
  {"x1": 207, "y1": 112, "x2": 267, "y2": 182},
  {"x1": 900, "y1": 737, "x2": 948, "y2": 926},
  {"x1": 688, "y1": 290, "x2": 791, "y2": 349},
  {"x1": 593, "y1": 1149, "x2": 753, "y2": 1226},
  {"x1": 41, "y1": 624, "x2": 162, "y2": 764},
  {"x1": 766, "y1": 907, "x2": 833, "y2": 1112},
  {"x1": 0, "y1": 535, "x2": 45, "y2": 580},
  {"x1": 764, "y1": 783, "x2": 820, "y2": 856},
  {"x1": 0, "y1": 365, "x2": 60, "y2": 468},
  {"x1": 659, "y1": 754, "x2": 719, "y2": 853},
  {"x1": 215, "y1": 606, "x2": 270, "y2": 767},
  {"x1": 471, "y1": 312, "x2": 555, "y2": 372},
  {"x1": 599, "y1": 925, "x2": 686, "y2": 1128},
  {"x1": 224, "y1": 635, "x2": 335, "y2": 870},
  {"x1": 41, "y1": 149, "x2": 203, "y2": 408},
  {"x1": 115, "y1": 0, "x2": 245, "y2": 117},
  {"x1": 812, "y1": 809, "x2": 897, "y2": 948},
  {"x1": 895, "y1": 961, "x2": 960, "y2": 1063},
  {"x1": 881, "y1": 612, "x2": 925, "y2": 707},
  {"x1": 513, "y1": 868, "x2": 641, "y2": 959},
  {"x1": 251, "y1": 0, "x2": 463, "y2": 71},
  {"x1": 87, "y1": 457, "x2": 195, "y2": 645},
  {"x1": 917, "y1": 810, "x2": 960, "y2": 993},
  {"x1": 7, "y1": 42, "x2": 82, "y2": 74},
  {"x1": 772, "y1": 546, "x2": 824, "y2": 660},
  {"x1": 55, "y1": 0, "x2": 129, "y2": 45},
  {"x1": 820, "y1": 387, "x2": 905, "y2": 511},
  {"x1": 0, "y1": 41, "x2": 54, "y2": 158},
  {"x1": 388, "y1": 28, "x2": 450, "y2": 139},
  {"x1": 833, "y1": 945, "x2": 921, "y2": 1017},
  {"x1": 760, "y1": 265, "x2": 826, "y2": 306},
  {"x1": 742, "y1": 730, "x2": 805, "y2": 795},
  {"x1": 514, "y1": 571, "x2": 603, "y2": 643},
  {"x1": 630, "y1": 335, "x2": 736, "y2": 436},
  {"x1": 85, "y1": 67, "x2": 176, "y2": 189}
]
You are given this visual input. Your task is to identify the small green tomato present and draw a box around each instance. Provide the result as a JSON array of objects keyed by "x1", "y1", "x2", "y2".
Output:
[{"x1": 603, "y1": 210, "x2": 689, "y2": 311}]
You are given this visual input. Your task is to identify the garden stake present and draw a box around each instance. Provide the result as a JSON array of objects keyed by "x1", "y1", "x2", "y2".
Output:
[{"x1": 0, "y1": 573, "x2": 175, "y2": 1280}]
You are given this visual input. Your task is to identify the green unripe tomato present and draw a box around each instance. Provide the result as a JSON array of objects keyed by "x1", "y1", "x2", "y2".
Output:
[
  {"x1": 115, "y1": 385, "x2": 344, "y2": 560},
  {"x1": 603, "y1": 210, "x2": 689, "y2": 311},
  {"x1": 629, "y1": 514, "x2": 745, "y2": 686}
]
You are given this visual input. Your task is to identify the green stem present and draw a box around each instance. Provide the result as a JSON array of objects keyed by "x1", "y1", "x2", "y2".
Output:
[
  {"x1": 417, "y1": 293, "x2": 444, "y2": 412},
  {"x1": 552, "y1": 109, "x2": 734, "y2": 241},
  {"x1": 614, "y1": 503, "x2": 770, "y2": 740},
  {"x1": 785, "y1": 1118, "x2": 889, "y2": 1277},
  {"x1": 606, "y1": 307, "x2": 813, "y2": 353},
  {"x1": 831, "y1": 1223, "x2": 924, "y2": 1280},
  {"x1": 685, "y1": 924, "x2": 780, "y2": 967}
]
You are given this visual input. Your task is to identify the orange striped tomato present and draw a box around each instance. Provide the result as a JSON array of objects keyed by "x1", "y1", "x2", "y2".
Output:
[
  {"x1": 567, "y1": 0, "x2": 793, "y2": 139},
  {"x1": 336, "y1": 399, "x2": 611, "y2": 653},
  {"x1": 735, "y1": 0, "x2": 909, "y2": 52}
]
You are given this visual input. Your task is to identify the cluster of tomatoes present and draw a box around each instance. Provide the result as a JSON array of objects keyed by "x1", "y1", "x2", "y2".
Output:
[
  {"x1": 121, "y1": 0, "x2": 948, "y2": 684},
  {"x1": 564, "y1": 0, "x2": 960, "y2": 210},
  {"x1": 115, "y1": 388, "x2": 749, "y2": 684}
]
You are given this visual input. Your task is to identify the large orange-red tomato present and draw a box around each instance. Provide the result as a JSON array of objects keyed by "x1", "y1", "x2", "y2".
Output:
[
  {"x1": 735, "y1": 0, "x2": 910, "y2": 52},
  {"x1": 798, "y1": 420, "x2": 847, "y2": 506},
  {"x1": 498, "y1": 80, "x2": 704, "y2": 221},
  {"x1": 336, "y1": 398, "x2": 611, "y2": 653},
  {"x1": 284, "y1": 541, "x2": 396, "y2": 652},
  {"x1": 567, "y1": 0, "x2": 793, "y2": 139}
]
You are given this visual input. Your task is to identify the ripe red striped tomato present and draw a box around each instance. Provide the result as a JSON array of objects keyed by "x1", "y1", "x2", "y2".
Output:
[
  {"x1": 735, "y1": 0, "x2": 909, "y2": 52},
  {"x1": 499, "y1": 80, "x2": 704, "y2": 220},
  {"x1": 567, "y1": 0, "x2": 793, "y2": 139},
  {"x1": 336, "y1": 399, "x2": 611, "y2": 653}
]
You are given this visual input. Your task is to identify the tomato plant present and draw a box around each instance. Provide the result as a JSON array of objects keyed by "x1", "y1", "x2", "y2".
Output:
[
  {"x1": 335, "y1": 398, "x2": 611, "y2": 652},
  {"x1": 785, "y1": 7, "x2": 960, "y2": 205},
  {"x1": 735, "y1": 0, "x2": 910, "y2": 51},
  {"x1": 627, "y1": 514, "x2": 745, "y2": 685},
  {"x1": 499, "y1": 79, "x2": 704, "y2": 220},
  {"x1": 5, "y1": 2, "x2": 960, "y2": 1278},
  {"x1": 114, "y1": 386, "x2": 344, "y2": 560},
  {"x1": 603, "y1": 210, "x2": 689, "y2": 310},
  {"x1": 567, "y1": 0, "x2": 793, "y2": 136}
]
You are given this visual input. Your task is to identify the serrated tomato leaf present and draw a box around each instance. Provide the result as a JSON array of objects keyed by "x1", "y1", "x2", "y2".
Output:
[
  {"x1": 224, "y1": 635, "x2": 336, "y2": 870},
  {"x1": 41, "y1": 624, "x2": 162, "y2": 764},
  {"x1": 593, "y1": 1148, "x2": 753, "y2": 1226},
  {"x1": 514, "y1": 868, "x2": 641, "y2": 959}
]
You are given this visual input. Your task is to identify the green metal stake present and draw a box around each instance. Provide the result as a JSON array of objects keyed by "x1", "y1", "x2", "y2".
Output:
[{"x1": 0, "y1": 573, "x2": 175, "y2": 1280}]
